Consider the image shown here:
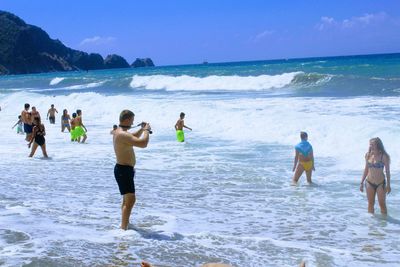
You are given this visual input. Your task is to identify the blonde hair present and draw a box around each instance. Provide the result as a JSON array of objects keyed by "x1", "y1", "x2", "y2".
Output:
[{"x1": 367, "y1": 137, "x2": 390, "y2": 163}]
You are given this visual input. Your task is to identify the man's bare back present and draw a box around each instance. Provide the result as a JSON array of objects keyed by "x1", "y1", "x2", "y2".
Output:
[
  {"x1": 21, "y1": 110, "x2": 31, "y2": 124},
  {"x1": 175, "y1": 119, "x2": 184, "y2": 130}
]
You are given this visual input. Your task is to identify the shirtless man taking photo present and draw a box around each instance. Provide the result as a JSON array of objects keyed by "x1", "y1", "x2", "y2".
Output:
[{"x1": 113, "y1": 110, "x2": 151, "y2": 230}]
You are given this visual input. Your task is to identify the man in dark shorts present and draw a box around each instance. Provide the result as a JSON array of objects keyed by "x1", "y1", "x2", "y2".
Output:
[
  {"x1": 47, "y1": 104, "x2": 58, "y2": 124},
  {"x1": 113, "y1": 110, "x2": 151, "y2": 230},
  {"x1": 21, "y1": 103, "x2": 32, "y2": 141}
]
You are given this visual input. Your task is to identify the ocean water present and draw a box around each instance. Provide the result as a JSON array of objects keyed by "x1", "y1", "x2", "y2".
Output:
[{"x1": 0, "y1": 53, "x2": 400, "y2": 267}]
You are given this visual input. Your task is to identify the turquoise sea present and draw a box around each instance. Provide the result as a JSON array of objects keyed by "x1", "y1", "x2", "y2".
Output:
[{"x1": 0, "y1": 53, "x2": 400, "y2": 266}]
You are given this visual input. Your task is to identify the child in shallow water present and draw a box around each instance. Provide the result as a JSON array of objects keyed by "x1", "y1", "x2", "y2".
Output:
[
  {"x1": 12, "y1": 115, "x2": 24, "y2": 134},
  {"x1": 110, "y1": 124, "x2": 118, "y2": 134}
]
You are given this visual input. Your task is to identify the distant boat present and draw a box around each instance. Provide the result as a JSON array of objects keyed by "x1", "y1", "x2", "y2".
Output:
[{"x1": 202, "y1": 60, "x2": 209, "y2": 65}]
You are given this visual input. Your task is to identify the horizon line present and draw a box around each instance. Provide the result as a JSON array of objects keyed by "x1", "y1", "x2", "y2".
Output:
[{"x1": 157, "y1": 51, "x2": 400, "y2": 68}]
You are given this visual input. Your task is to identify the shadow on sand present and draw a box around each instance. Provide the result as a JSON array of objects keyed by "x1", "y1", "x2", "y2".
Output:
[
  {"x1": 130, "y1": 226, "x2": 184, "y2": 241},
  {"x1": 373, "y1": 214, "x2": 400, "y2": 225}
]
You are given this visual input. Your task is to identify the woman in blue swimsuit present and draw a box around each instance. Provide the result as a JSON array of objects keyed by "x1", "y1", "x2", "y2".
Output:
[
  {"x1": 360, "y1": 137, "x2": 391, "y2": 215},
  {"x1": 61, "y1": 109, "x2": 71, "y2": 132}
]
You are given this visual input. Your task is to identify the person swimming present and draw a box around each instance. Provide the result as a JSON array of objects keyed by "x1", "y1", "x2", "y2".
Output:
[{"x1": 292, "y1": 131, "x2": 315, "y2": 184}]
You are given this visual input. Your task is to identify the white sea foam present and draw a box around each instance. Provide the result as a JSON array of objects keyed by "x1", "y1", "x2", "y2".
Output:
[
  {"x1": 0, "y1": 91, "x2": 399, "y2": 266},
  {"x1": 49, "y1": 77, "x2": 65, "y2": 85},
  {"x1": 15, "y1": 81, "x2": 106, "y2": 93},
  {"x1": 2, "y1": 92, "x2": 400, "y2": 171},
  {"x1": 4, "y1": 82, "x2": 105, "y2": 93},
  {"x1": 63, "y1": 81, "x2": 105, "y2": 90},
  {"x1": 129, "y1": 73, "x2": 302, "y2": 91}
]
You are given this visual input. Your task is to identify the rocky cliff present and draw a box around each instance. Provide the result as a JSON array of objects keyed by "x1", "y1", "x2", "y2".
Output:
[
  {"x1": 0, "y1": 11, "x2": 154, "y2": 75},
  {"x1": 131, "y1": 58, "x2": 155, "y2": 68},
  {"x1": 104, "y1": 54, "x2": 130, "y2": 69}
]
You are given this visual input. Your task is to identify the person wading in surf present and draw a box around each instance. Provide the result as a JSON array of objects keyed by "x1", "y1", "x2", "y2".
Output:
[
  {"x1": 47, "y1": 104, "x2": 58, "y2": 124},
  {"x1": 175, "y1": 112, "x2": 192, "y2": 142},
  {"x1": 113, "y1": 110, "x2": 151, "y2": 230},
  {"x1": 21, "y1": 103, "x2": 32, "y2": 141},
  {"x1": 359, "y1": 137, "x2": 391, "y2": 215},
  {"x1": 292, "y1": 131, "x2": 315, "y2": 184}
]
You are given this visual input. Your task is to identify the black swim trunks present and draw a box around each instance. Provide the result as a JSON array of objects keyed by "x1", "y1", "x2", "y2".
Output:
[
  {"x1": 49, "y1": 116, "x2": 55, "y2": 124},
  {"x1": 24, "y1": 123, "x2": 33, "y2": 134},
  {"x1": 34, "y1": 135, "x2": 45, "y2": 146},
  {"x1": 114, "y1": 164, "x2": 135, "y2": 195}
]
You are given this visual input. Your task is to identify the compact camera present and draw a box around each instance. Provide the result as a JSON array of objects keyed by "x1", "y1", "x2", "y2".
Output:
[{"x1": 137, "y1": 122, "x2": 152, "y2": 134}]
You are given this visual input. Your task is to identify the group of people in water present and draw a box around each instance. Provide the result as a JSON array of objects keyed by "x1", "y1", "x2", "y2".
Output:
[
  {"x1": 8, "y1": 104, "x2": 392, "y2": 266},
  {"x1": 112, "y1": 109, "x2": 392, "y2": 237},
  {"x1": 19, "y1": 103, "x2": 49, "y2": 157},
  {"x1": 15, "y1": 103, "x2": 88, "y2": 158},
  {"x1": 61, "y1": 108, "x2": 88, "y2": 143},
  {"x1": 12, "y1": 103, "x2": 393, "y2": 219}
]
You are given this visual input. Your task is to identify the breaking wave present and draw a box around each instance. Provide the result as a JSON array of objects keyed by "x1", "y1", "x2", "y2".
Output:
[{"x1": 129, "y1": 72, "x2": 307, "y2": 91}]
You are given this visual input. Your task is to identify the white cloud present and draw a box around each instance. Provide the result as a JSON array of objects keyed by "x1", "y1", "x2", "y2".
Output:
[
  {"x1": 316, "y1": 16, "x2": 337, "y2": 30},
  {"x1": 79, "y1": 36, "x2": 116, "y2": 46},
  {"x1": 316, "y1": 12, "x2": 389, "y2": 31},
  {"x1": 253, "y1": 30, "x2": 274, "y2": 42}
]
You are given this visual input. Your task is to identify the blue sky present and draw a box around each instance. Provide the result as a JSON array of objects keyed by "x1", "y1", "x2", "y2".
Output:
[{"x1": 2, "y1": 0, "x2": 400, "y2": 65}]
